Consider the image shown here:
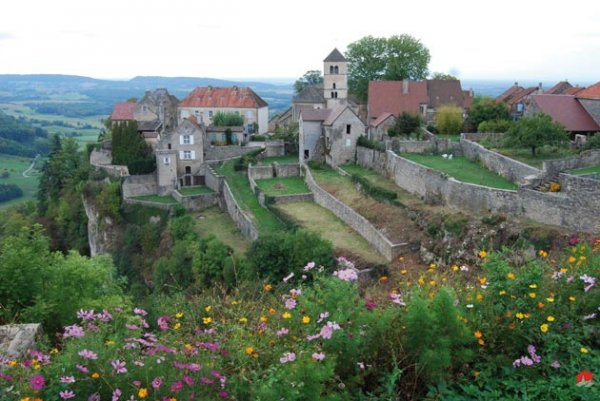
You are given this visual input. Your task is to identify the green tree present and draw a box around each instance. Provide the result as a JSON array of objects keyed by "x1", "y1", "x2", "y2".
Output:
[
  {"x1": 272, "y1": 121, "x2": 299, "y2": 152},
  {"x1": 468, "y1": 96, "x2": 510, "y2": 130},
  {"x1": 347, "y1": 34, "x2": 430, "y2": 101},
  {"x1": 430, "y1": 72, "x2": 458, "y2": 80},
  {"x1": 212, "y1": 111, "x2": 244, "y2": 126},
  {"x1": 584, "y1": 132, "x2": 600, "y2": 150},
  {"x1": 435, "y1": 105, "x2": 464, "y2": 136},
  {"x1": 111, "y1": 120, "x2": 155, "y2": 174},
  {"x1": 506, "y1": 113, "x2": 569, "y2": 156},
  {"x1": 294, "y1": 70, "x2": 324, "y2": 94},
  {"x1": 390, "y1": 112, "x2": 422, "y2": 138}
]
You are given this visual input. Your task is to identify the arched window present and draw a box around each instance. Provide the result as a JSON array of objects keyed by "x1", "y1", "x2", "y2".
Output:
[
  {"x1": 334, "y1": 66, "x2": 339, "y2": 74},
  {"x1": 331, "y1": 92, "x2": 335, "y2": 98},
  {"x1": 333, "y1": 83, "x2": 336, "y2": 89},
  {"x1": 329, "y1": 66, "x2": 334, "y2": 74}
]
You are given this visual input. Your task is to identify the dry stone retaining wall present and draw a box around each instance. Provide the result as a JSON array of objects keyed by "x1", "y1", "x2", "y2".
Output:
[
  {"x1": 173, "y1": 191, "x2": 219, "y2": 211},
  {"x1": 222, "y1": 181, "x2": 259, "y2": 241},
  {"x1": 122, "y1": 174, "x2": 158, "y2": 198}
]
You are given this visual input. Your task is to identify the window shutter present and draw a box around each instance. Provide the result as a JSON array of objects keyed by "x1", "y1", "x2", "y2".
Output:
[
  {"x1": 179, "y1": 135, "x2": 183, "y2": 145},
  {"x1": 179, "y1": 151, "x2": 184, "y2": 159},
  {"x1": 190, "y1": 135, "x2": 194, "y2": 145},
  {"x1": 191, "y1": 151, "x2": 196, "y2": 160}
]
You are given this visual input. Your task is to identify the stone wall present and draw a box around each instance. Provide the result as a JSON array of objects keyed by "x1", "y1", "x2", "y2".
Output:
[
  {"x1": 90, "y1": 149, "x2": 129, "y2": 178},
  {"x1": 122, "y1": 197, "x2": 175, "y2": 211},
  {"x1": 122, "y1": 174, "x2": 158, "y2": 198},
  {"x1": 204, "y1": 164, "x2": 223, "y2": 194},
  {"x1": 269, "y1": 193, "x2": 314, "y2": 204},
  {"x1": 248, "y1": 165, "x2": 274, "y2": 180},
  {"x1": 204, "y1": 144, "x2": 263, "y2": 162},
  {"x1": 0, "y1": 324, "x2": 42, "y2": 358},
  {"x1": 303, "y1": 166, "x2": 406, "y2": 261},
  {"x1": 248, "y1": 163, "x2": 301, "y2": 181},
  {"x1": 461, "y1": 132, "x2": 506, "y2": 142},
  {"x1": 543, "y1": 149, "x2": 600, "y2": 178},
  {"x1": 265, "y1": 140, "x2": 285, "y2": 157},
  {"x1": 222, "y1": 181, "x2": 259, "y2": 241},
  {"x1": 356, "y1": 147, "x2": 389, "y2": 177},
  {"x1": 460, "y1": 138, "x2": 541, "y2": 183},
  {"x1": 173, "y1": 191, "x2": 219, "y2": 211},
  {"x1": 274, "y1": 163, "x2": 300, "y2": 177}
]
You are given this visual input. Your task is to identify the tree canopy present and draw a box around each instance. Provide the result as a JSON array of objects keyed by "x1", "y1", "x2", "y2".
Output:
[
  {"x1": 212, "y1": 111, "x2": 244, "y2": 126},
  {"x1": 389, "y1": 112, "x2": 422, "y2": 138},
  {"x1": 506, "y1": 113, "x2": 569, "y2": 156},
  {"x1": 435, "y1": 105, "x2": 464, "y2": 136},
  {"x1": 346, "y1": 35, "x2": 430, "y2": 101},
  {"x1": 468, "y1": 96, "x2": 510, "y2": 130},
  {"x1": 430, "y1": 72, "x2": 458, "y2": 80},
  {"x1": 111, "y1": 120, "x2": 155, "y2": 174},
  {"x1": 294, "y1": 70, "x2": 323, "y2": 94}
]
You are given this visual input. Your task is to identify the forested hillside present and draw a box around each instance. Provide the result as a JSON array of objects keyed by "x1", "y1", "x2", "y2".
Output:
[{"x1": 0, "y1": 110, "x2": 49, "y2": 156}]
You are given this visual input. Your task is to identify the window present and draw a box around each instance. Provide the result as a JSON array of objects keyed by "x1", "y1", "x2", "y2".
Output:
[
  {"x1": 331, "y1": 91, "x2": 334, "y2": 98},
  {"x1": 304, "y1": 149, "x2": 309, "y2": 159},
  {"x1": 183, "y1": 135, "x2": 191, "y2": 144},
  {"x1": 346, "y1": 124, "x2": 351, "y2": 134},
  {"x1": 333, "y1": 83, "x2": 336, "y2": 89},
  {"x1": 209, "y1": 110, "x2": 213, "y2": 117},
  {"x1": 185, "y1": 166, "x2": 191, "y2": 174},
  {"x1": 334, "y1": 92, "x2": 338, "y2": 98},
  {"x1": 329, "y1": 65, "x2": 334, "y2": 74},
  {"x1": 180, "y1": 135, "x2": 194, "y2": 145},
  {"x1": 167, "y1": 143, "x2": 171, "y2": 150},
  {"x1": 334, "y1": 66, "x2": 339, "y2": 74},
  {"x1": 163, "y1": 157, "x2": 170, "y2": 165},
  {"x1": 183, "y1": 150, "x2": 192, "y2": 160}
]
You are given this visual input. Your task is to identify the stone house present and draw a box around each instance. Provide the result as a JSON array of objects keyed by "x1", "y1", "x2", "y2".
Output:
[
  {"x1": 155, "y1": 117, "x2": 205, "y2": 194},
  {"x1": 205, "y1": 125, "x2": 245, "y2": 145},
  {"x1": 575, "y1": 81, "x2": 600, "y2": 127},
  {"x1": 292, "y1": 85, "x2": 326, "y2": 122},
  {"x1": 524, "y1": 94, "x2": 600, "y2": 135},
  {"x1": 495, "y1": 82, "x2": 542, "y2": 120},
  {"x1": 369, "y1": 112, "x2": 396, "y2": 141},
  {"x1": 299, "y1": 105, "x2": 366, "y2": 166},
  {"x1": 367, "y1": 79, "x2": 472, "y2": 127},
  {"x1": 178, "y1": 86, "x2": 269, "y2": 135}
]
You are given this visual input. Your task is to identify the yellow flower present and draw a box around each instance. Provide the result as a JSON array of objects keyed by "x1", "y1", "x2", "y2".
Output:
[
  {"x1": 429, "y1": 280, "x2": 437, "y2": 287},
  {"x1": 580, "y1": 347, "x2": 589, "y2": 354},
  {"x1": 507, "y1": 272, "x2": 515, "y2": 280},
  {"x1": 202, "y1": 317, "x2": 212, "y2": 325},
  {"x1": 429, "y1": 263, "x2": 437, "y2": 269},
  {"x1": 282, "y1": 312, "x2": 291, "y2": 319},
  {"x1": 398, "y1": 256, "x2": 404, "y2": 262},
  {"x1": 547, "y1": 316, "x2": 555, "y2": 322},
  {"x1": 50, "y1": 348, "x2": 59, "y2": 354},
  {"x1": 268, "y1": 307, "x2": 276, "y2": 315},
  {"x1": 105, "y1": 340, "x2": 115, "y2": 346},
  {"x1": 175, "y1": 312, "x2": 184, "y2": 319},
  {"x1": 170, "y1": 398, "x2": 177, "y2": 401},
  {"x1": 260, "y1": 315, "x2": 268, "y2": 323},
  {"x1": 378, "y1": 275, "x2": 389, "y2": 284},
  {"x1": 452, "y1": 265, "x2": 459, "y2": 272},
  {"x1": 418, "y1": 276, "x2": 425, "y2": 286},
  {"x1": 473, "y1": 370, "x2": 480, "y2": 378},
  {"x1": 8, "y1": 360, "x2": 17, "y2": 367},
  {"x1": 546, "y1": 297, "x2": 555, "y2": 303},
  {"x1": 499, "y1": 290, "x2": 506, "y2": 296},
  {"x1": 516, "y1": 312, "x2": 525, "y2": 320},
  {"x1": 20, "y1": 398, "x2": 30, "y2": 401},
  {"x1": 538, "y1": 250, "x2": 548, "y2": 258},
  {"x1": 478, "y1": 250, "x2": 487, "y2": 259},
  {"x1": 559, "y1": 267, "x2": 568, "y2": 273},
  {"x1": 569, "y1": 296, "x2": 576, "y2": 302},
  {"x1": 478, "y1": 338, "x2": 485, "y2": 346},
  {"x1": 184, "y1": 343, "x2": 192, "y2": 350},
  {"x1": 537, "y1": 302, "x2": 545, "y2": 308},
  {"x1": 474, "y1": 330, "x2": 483, "y2": 339},
  {"x1": 264, "y1": 284, "x2": 273, "y2": 292},
  {"x1": 529, "y1": 283, "x2": 537, "y2": 289},
  {"x1": 302, "y1": 315, "x2": 311, "y2": 324},
  {"x1": 568, "y1": 256, "x2": 576, "y2": 263},
  {"x1": 540, "y1": 323, "x2": 549, "y2": 333},
  {"x1": 173, "y1": 322, "x2": 181, "y2": 330},
  {"x1": 138, "y1": 388, "x2": 148, "y2": 398},
  {"x1": 245, "y1": 346, "x2": 255, "y2": 355},
  {"x1": 231, "y1": 300, "x2": 239, "y2": 305},
  {"x1": 479, "y1": 277, "x2": 487, "y2": 285},
  {"x1": 204, "y1": 305, "x2": 212, "y2": 313},
  {"x1": 91, "y1": 372, "x2": 100, "y2": 379},
  {"x1": 400, "y1": 269, "x2": 408, "y2": 275},
  {"x1": 239, "y1": 317, "x2": 248, "y2": 324},
  {"x1": 579, "y1": 255, "x2": 586, "y2": 261},
  {"x1": 476, "y1": 293, "x2": 483, "y2": 301}
]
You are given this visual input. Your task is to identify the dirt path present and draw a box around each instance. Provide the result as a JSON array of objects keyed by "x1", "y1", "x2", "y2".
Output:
[{"x1": 22, "y1": 154, "x2": 40, "y2": 177}]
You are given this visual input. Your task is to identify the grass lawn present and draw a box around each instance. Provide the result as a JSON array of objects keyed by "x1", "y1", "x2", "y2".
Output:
[
  {"x1": 568, "y1": 165, "x2": 600, "y2": 175},
  {"x1": 272, "y1": 202, "x2": 386, "y2": 265},
  {"x1": 255, "y1": 177, "x2": 309, "y2": 196},
  {"x1": 216, "y1": 160, "x2": 285, "y2": 234},
  {"x1": 131, "y1": 194, "x2": 178, "y2": 204},
  {"x1": 0, "y1": 154, "x2": 40, "y2": 208},
  {"x1": 493, "y1": 147, "x2": 578, "y2": 169},
  {"x1": 400, "y1": 154, "x2": 518, "y2": 190},
  {"x1": 260, "y1": 154, "x2": 299, "y2": 165},
  {"x1": 178, "y1": 186, "x2": 214, "y2": 196},
  {"x1": 435, "y1": 134, "x2": 461, "y2": 142},
  {"x1": 193, "y1": 207, "x2": 251, "y2": 255}
]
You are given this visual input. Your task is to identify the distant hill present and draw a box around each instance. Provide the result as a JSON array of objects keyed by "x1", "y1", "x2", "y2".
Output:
[{"x1": 0, "y1": 74, "x2": 295, "y2": 117}]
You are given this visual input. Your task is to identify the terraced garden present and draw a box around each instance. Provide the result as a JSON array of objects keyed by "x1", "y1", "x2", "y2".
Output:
[
  {"x1": 568, "y1": 165, "x2": 600, "y2": 175},
  {"x1": 193, "y1": 206, "x2": 251, "y2": 255},
  {"x1": 399, "y1": 154, "x2": 518, "y2": 190},
  {"x1": 255, "y1": 176, "x2": 309, "y2": 196}
]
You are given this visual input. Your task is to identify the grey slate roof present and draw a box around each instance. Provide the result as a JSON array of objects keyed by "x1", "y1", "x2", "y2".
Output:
[
  {"x1": 293, "y1": 84, "x2": 325, "y2": 103},
  {"x1": 137, "y1": 119, "x2": 162, "y2": 131},
  {"x1": 301, "y1": 109, "x2": 331, "y2": 122},
  {"x1": 324, "y1": 48, "x2": 346, "y2": 62}
]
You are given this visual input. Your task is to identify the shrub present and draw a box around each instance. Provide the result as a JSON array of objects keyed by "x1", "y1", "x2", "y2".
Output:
[
  {"x1": 435, "y1": 104, "x2": 463, "y2": 136},
  {"x1": 357, "y1": 135, "x2": 386, "y2": 152},
  {"x1": 583, "y1": 132, "x2": 600, "y2": 150},
  {"x1": 250, "y1": 134, "x2": 267, "y2": 141},
  {"x1": 0, "y1": 183, "x2": 23, "y2": 202},
  {"x1": 350, "y1": 173, "x2": 398, "y2": 203},
  {"x1": 478, "y1": 119, "x2": 513, "y2": 133}
]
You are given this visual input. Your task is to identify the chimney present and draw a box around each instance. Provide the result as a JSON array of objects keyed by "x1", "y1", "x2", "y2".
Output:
[
  {"x1": 514, "y1": 81, "x2": 518, "y2": 86},
  {"x1": 402, "y1": 80, "x2": 409, "y2": 95},
  {"x1": 469, "y1": 88, "x2": 474, "y2": 97},
  {"x1": 538, "y1": 82, "x2": 543, "y2": 92}
]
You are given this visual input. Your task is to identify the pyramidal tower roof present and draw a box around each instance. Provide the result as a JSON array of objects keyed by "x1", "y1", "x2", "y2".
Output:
[{"x1": 324, "y1": 48, "x2": 346, "y2": 62}]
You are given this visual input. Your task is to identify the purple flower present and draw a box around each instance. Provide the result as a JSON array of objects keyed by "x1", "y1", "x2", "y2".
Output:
[
  {"x1": 30, "y1": 375, "x2": 45, "y2": 391},
  {"x1": 333, "y1": 268, "x2": 358, "y2": 282},
  {"x1": 200, "y1": 376, "x2": 214, "y2": 384},
  {"x1": 77, "y1": 309, "x2": 96, "y2": 321},
  {"x1": 171, "y1": 380, "x2": 183, "y2": 392},
  {"x1": 276, "y1": 328, "x2": 289, "y2": 337},
  {"x1": 319, "y1": 321, "x2": 341, "y2": 340},
  {"x1": 60, "y1": 376, "x2": 76, "y2": 383},
  {"x1": 580, "y1": 274, "x2": 596, "y2": 292},
  {"x1": 112, "y1": 389, "x2": 122, "y2": 401},
  {"x1": 88, "y1": 393, "x2": 100, "y2": 401},
  {"x1": 218, "y1": 391, "x2": 229, "y2": 399},
  {"x1": 304, "y1": 261, "x2": 316, "y2": 272},
  {"x1": 280, "y1": 352, "x2": 296, "y2": 364},
  {"x1": 111, "y1": 359, "x2": 127, "y2": 374},
  {"x1": 76, "y1": 364, "x2": 89, "y2": 374},
  {"x1": 388, "y1": 293, "x2": 406, "y2": 306},
  {"x1": 312, "y1": 352, "x2": 326, "y2": 361},
  {"x1": 63, "y1": 324, "x2": 85, "y2": 338},
  {"x1": 551, "y1": 360, "x2": 561, "y2": 369},
  {"x1": 133, "y1": 380, "x2": 141, "y2": 387},
  {"x1": 97, "y1": 309, "x2": 113, "y2": 322},
  {"x1": 285, "y1": 298, "x2": 297, "y2": 310},
  {"x1": 365, "y1": 298, "x2": 377, "y2": 311},
  {"x1": 60, "y1": 390, "x2": 76, "y2": 400},
  {"x1": 0, "y1": 373, "x2": 12, "y2": 381},
  {"x1": 126, "y1": 324, "x2": 139, "y2": 331},
  {"x1": 152, "y1": 377, "x2": 162, "y2": 389},
  {"x1": 183, "y1": 375, "x2": 195, "y2": 386},
  {"x1": 134, "y1": 307, "x2": 148, "y2": 316},
  {"x1": 158, "y1": 315, "x2": 170, "y2": 331},
  {"x1": 78, "y1": 349, "x2": 98, "y2": 360}
]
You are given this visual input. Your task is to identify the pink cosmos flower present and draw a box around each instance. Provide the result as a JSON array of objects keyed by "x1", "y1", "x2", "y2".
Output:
[
  {"x1": 304, "y1": 261, "x2": 316, "y2": 271},
  {"x1": 158, "y1": 315, "x2": 170, "y2": 331},
  {"x1": 126, "y1": 324, "x2": 139, "y2": 331},
  {"x1": 551, "y1": 360, "x2": 561, "y2": 369},
  {"x1": 78, "y1": 349, "x2": 98, "y2": 360},
  {"x1": 77, "y1": 309, "x2": 96, "y2": 321},
  {"x1": 280, "y1": 352, "x2": 296, "y2": 363},
  {"x1": 111, "y1": 360, "x2": 127, "y2": 374},
  {"x1": 30, "y1": 375, "x2": 45, "y2": 391},
  {"x1": 183, "y1": 375, "x2": 195, "y2": 386},
  {"x1": 111, "y1": 389, "x2": 122, "y2": 401},
  {"x1": 76, "y1": 364, "x2": 89, "y2": 374},
  {"x1": 152, "y1": 377, "x2": 162, "y2": 389},
  {"x1": 60, "y1": 376, "x2": 76, "y2": 383},
  {"x1": 333, "y1": 268, "x2": 358, "y2": 282},
  {"x1": 134, "y1": 307, "x2": 148, "y2": 316},
  {"x1": 60, "y1": 390, "x2": 76, "y2": 400},
  {"x1": 218, "y1": 392, "x2": 229, "y2": 398},
  {"x1": 285, "y1": 298, "x2": 297, "y2": 310},
  {"x1": 200, "y1": 376, "x2": 214, "y2": 384},
  {"x1": 312, "y1": 352, "x2": 326, "y2": 361},
  {"x1": 276, "y1": 328, "x2": 289, "y2": 337},
  {"x1": 63, "y1": 324, "x2": 85, "y2": 338},
  {"x1": 171, "y1": 380, "x2": 183, "y2": 392}
]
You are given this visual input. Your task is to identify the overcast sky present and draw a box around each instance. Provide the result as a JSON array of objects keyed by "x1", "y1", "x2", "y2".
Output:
[{"x1": 1, "y1": 0, "x2": 599, "y2": 84}]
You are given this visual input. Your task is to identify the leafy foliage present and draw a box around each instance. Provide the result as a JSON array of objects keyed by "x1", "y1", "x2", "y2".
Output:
[
  {"x1": 468, "y1": 96, "x2": 510, "y2": 130},
  {"x1": 505, "y1": 113, "x2": 569, "y2": 156},
  {"x1": 477, "y1": 119, "x2": 512, "y2": 133},
  {"x1": 430, "y1": 72, "x2": 458, "y2": 80},
  {"x1": 294, "y1": 70, "x2": 324, "y2": 94},
  {"x1": 212, "y1": 111, "x2": 244, "y2": 127},
  {"x1": 0, "y1": 183, "x2": 23, "y2": 202},
  {"x1": 435, "y1": 105, "x2": 464, "y2": 136},
  {"x1": 0, "y1": 110, "x2": 50, "y2": 157},
  {"x1": 347, "y1": 34, "x2": 430, "y2": 101},
  {"x1": 110, "y1": 120, "x2": 155, "y2": 173},
  {"x1": 357, "y1": 135, "x2": 385, "y2": 151},
  {"x1": 389, "y1": 112, "x2": 422, "y2": 138},
  {"x1": 583, "y1": 132, "x2": 600, "y2": 150}
]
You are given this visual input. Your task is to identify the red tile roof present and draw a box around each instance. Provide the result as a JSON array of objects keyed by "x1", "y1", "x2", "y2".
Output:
[
  {"x1": 368, "y1": 81, "x2": 428, "y2": 119},
  {"x1": 507, "y1": 87, "x2": 538, "y2": 106},
  {"x1": 545, "y1": 81, "x2": 573, "y2": 95},
  {"x1": 496, "y1": 84, "x2": 523, "y2": 103},
  {"x1": 576, "y1": 81, "x2": 600, "y2": 100},
  {"x1": 111, "y1": 102, "x2": 136, "y2": 121},
  {"x1": 179, "y1": 87, "x2": 268, "y2": 108},
  {"x1": 530, "y1": 95, "x2": 600, "y2": 132},
  {"x1": 370, "y1": 112, "x2": 394, "y2": 128},
  {"x1": 564, "y1": 87, "x2": 585, "y2": 95}
]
